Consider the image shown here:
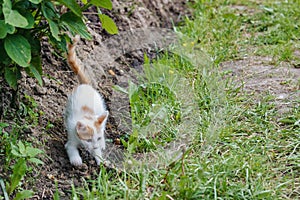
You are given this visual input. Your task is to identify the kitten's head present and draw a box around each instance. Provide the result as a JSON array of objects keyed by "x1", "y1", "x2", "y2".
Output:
[{"x1": 75, "y1": 111, "x2": 109, "y2": 151}]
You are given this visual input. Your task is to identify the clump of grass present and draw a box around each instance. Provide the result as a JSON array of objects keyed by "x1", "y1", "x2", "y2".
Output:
[
  {"x1": 130, "y1": 82, "x2": 181, "y2": 127},
  {"x1": 127, "y1": 82, "x2": 181, "y2": 152}
]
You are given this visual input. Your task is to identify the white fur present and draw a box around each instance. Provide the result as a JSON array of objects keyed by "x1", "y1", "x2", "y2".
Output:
[{"x1": 64, "y1": 84, "x2": 108, "y2": 166}]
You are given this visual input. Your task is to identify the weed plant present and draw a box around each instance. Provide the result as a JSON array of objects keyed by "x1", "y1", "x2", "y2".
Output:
[{"x1": 0, "y1": 96, "x2": 43, "y2": 199}]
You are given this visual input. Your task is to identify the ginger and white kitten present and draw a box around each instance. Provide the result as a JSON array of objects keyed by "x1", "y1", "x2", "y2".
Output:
[{"x1": 64, "y1": 36, "x2": 108, "y2": 166}]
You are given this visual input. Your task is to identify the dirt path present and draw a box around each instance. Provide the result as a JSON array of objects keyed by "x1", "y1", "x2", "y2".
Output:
[{"x1": 221, "y1": 56, "x2": 300, "y2": 113}]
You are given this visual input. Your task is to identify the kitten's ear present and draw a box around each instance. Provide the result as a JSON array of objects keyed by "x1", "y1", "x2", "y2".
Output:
[
  {"x1": 76, "y1": 121, "x2": 93, "y2": 140},
  {"x1": 95, "y1": 111, "x2": 109, "y2": 127}
]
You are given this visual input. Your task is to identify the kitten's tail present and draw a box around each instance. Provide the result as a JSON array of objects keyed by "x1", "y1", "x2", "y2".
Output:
[{"x1": 67, "y1": 35, "x2": 90, "y2": 84}]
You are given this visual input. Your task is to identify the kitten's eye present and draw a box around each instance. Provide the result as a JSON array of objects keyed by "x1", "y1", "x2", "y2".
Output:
[
  {"x1": 86, "y1": 139, "x2": 92, "y2": 142},
  {"x1": 97, "y1": 137, "x2": 102, "y2": 141}
]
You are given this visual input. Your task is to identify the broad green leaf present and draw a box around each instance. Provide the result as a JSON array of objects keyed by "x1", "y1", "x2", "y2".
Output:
[
  {"x1": 61, "y1": 12, "x2": 91, "y2": 39},
  {"x1": 28, "y1": 0, "x2": 42, "y2": 4},
  {"x1": 22, "y1": 11, "x2": 35, "y2": 29},
  {"x1": 28, "y1": 157, "x2": 44, "y2": 165},
  {"x1": 4, "y1": 10, "x2": 28, "y2": 28},
  {"x1": 0, "y1": 20, "x2": 8, "y2": 38},
  {"x1": 28, "y1": 35, "x2": 41, "y2": 57},
  {"x1": 57, "y1": 0, "x2": 82, "y2": 17},
  {"x1": 14, "y1": 190, "x2": 34, "y2": 200},
  {"x1": 6, "y1": 24, "x2": 16, "y2": 34},
  {"x1": 2, "y1": 0, "x2": 28, "y2": 28},
  {"x1": 99, "y1": 14, "x2": 118, "y2": 34},
  {"x1": 4, "y1": 34, "x2": 31, "y2": 67},
  {"x1": 81, "y1": 0, "x2": 88, "y2": 4},
  {"x1": 18, "y1": 141, "x2": 26, "y2": 155},
  {"x1": 0, "y1": 42, "x2": 12, "y2": 65},
  {"x1": 25, "y1": 147, "x2": 43, "y2": 158},
  {"x1": 48, "y1": 34, "x2": 68, "y2": 52},
  {"x1": 49, "y1": 20, "x2": 60, "y2": 41},
  {"x1": 8, "y1": 158, "x2": 26, "y2": 195},
  {"x1": 41, "y1": 2, "x2": 59, "y2": 20},
  {"x1": 22, "y1": 34, "x2": 43, "y2": 85},
  {"x1": 4, "y1": 67, "x2": 19, "y2": 90},
  {"x1": 34, "y1": 56, "x2": 43, "y2": 75},
  {"x1": 0, "y1": 20, "x2": 15, "y2": 38},
  {"x1": 90, "y1": 0, "x2": 112, "y2": 10},
  {"x1": 6, "y1": 23, "x2": 15, "y2": 34}
]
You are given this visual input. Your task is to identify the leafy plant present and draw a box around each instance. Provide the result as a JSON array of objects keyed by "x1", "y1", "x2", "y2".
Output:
[
  {"x1": 7, "y1": 158, "x2": 30, "y2": 197},
  {"x1": 0, "y1": 0, "x2": 118, "y2": 90},
  {"x1": 11, "y1": 140, "x2": 44, "y2": 165},
  {"x1": 0, "y1": 88, "x2": 44, "y2": 199},
  {"x1": 0, "y1": 98, "x2": 43, "y2": 199},
  {"x1": 4, "y1": 141, "x2": 43, "y2": 199}
]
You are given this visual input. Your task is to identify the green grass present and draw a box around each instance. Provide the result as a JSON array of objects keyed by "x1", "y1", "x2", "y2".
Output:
[
  {"x1": 184, "y1": 0, "x2": 300, "y2": 64},
  {"x1": 70, "y1": 0, "x2": 299, "y2": 199}
]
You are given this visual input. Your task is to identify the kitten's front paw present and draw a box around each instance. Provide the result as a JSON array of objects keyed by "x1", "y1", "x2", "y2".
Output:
[
  {"x1": 69, "y1": 155, "x2": 82, "y2": 166},
  {"x1": 95, "y1": 156, "x2": 102, "y2": 165},
  {"x1": 94, "y1": 150, "x2": 103, "y2": 165}
]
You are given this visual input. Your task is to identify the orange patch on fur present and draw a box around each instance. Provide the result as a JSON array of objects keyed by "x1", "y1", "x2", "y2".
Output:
[
  {"x1": 76, "y1": 122, "x2": 94, "y2": 140},
  {"x1": 94, "y1": 114, "x2": 107, "y2": 129},
  {"x1": 81, "y1": 105, "x2": 94, "y2": 114}
]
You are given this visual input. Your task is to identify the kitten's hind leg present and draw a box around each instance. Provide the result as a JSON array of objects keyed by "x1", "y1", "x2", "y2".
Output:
[{"x1": 65, "y1": 142, "x2": 82, "y2": 166}]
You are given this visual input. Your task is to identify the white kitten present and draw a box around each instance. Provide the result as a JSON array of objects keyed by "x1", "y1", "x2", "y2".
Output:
[{"x1": 64, "y1": 36, "x2": 108, "y2": 166}]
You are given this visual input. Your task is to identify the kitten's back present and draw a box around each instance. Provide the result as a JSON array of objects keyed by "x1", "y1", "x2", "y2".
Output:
[{"x1": 67, "y1": 84, "x2": 106, "y2": 116}]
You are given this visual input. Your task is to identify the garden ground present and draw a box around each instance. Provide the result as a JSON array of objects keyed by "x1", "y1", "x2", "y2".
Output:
[{"x1": 0, "y1": 0, "x2": 299, "y2": 199}]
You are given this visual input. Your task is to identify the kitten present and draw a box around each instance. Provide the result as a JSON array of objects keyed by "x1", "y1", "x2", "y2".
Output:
[{"x1": 64, "y1": 36, "x2": 108, "y2": 166}]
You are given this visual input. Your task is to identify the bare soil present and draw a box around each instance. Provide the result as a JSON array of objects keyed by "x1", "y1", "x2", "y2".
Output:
[{"x1": 221, "y1": 56, "x2": 300, "y2": 113}]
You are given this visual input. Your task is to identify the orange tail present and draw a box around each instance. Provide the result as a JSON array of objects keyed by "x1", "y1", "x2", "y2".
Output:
[{"x1": 67, "y1": 36, "x2": 90, "y2": 84}]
